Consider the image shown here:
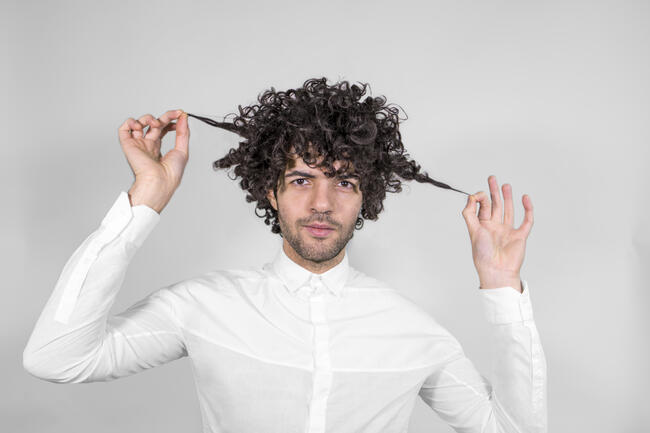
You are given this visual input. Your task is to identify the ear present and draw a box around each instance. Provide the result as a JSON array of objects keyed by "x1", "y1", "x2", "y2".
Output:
[{"x1": 267, "y1": 188, "x2": 278, "y2": 211}]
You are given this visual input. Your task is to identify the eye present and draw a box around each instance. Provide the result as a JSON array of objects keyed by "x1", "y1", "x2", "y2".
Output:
[{"x1": 290, "y1": 178, "x2": 356, "y2": 190}]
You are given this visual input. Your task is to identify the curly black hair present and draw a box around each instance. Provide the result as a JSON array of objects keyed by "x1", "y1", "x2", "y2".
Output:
[{"x1": 187, "y1": 77, "x2": 468, "y2": 235}]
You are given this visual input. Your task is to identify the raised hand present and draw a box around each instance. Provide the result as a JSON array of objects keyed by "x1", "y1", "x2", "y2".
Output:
[
  {"x1": 118, "y1": 109, "x2": 190, "y2": 213},
  {"x1": 461, "y1": 175, "x2": 534, "y2": 292}
]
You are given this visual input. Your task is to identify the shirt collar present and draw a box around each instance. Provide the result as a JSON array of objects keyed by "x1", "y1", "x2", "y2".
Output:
[{"x1": 269, "y1": 244, "x2": 350, "y2": 298}]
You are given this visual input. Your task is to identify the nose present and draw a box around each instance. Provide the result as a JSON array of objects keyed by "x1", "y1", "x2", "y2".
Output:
[{"x1": 309, "y1": 181, "x2": 334, "y2": 215}]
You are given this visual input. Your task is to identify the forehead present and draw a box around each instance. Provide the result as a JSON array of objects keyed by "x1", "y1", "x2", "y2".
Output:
[
  {"x1": 285, "y1": 155, "x2": 351, "y2": 172},
  {"x1": 284, "y1": 146, "x2": 354, "y2": 173}
]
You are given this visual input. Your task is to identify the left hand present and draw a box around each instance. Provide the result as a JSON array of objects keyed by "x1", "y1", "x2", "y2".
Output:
[{"x1": 461, "y1": 175, "x2": 534, "y2": 291}]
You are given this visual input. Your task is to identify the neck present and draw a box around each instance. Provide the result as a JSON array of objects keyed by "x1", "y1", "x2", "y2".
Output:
[{"x1": 282, "y1": 240, "x2": 345, "y2": 274}]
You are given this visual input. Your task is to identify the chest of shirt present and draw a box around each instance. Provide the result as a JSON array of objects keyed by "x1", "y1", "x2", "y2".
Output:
[{"x1": 173, "y1": 273, "x2": 461, "y2": 372}]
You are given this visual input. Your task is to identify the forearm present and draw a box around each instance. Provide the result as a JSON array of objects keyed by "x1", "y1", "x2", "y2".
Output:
[
  {"x1": 481, "y1": 281, "x2": 547, "y2": 431},
  {"x1": 22, "y1": 192, "x2": 160, "y2": 382}
]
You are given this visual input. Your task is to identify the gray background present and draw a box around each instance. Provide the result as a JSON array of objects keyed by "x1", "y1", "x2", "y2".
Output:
[{"x1": 3, "y1": 0, "x2": 648, "y2": 432}]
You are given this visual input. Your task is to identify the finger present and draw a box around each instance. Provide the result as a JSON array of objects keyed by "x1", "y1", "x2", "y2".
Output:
[
  {"x1": 158, "y1": 122, "x2": 177, "y2": 141},
  {"x1": 143, "y1": 117, "x2": 164, "y2": 140},
  {"x1": 137, "y1": 114, "x2": 161, "y2": 139},
  {"x1": 174, "y1": 111, "x2": 190, "y2": 155},
  {"x1": 515, "y1": 194, "x2": 534, "y2": 237},
  {"x1": 488, "y1": 175, "x2": 502, "y2": 222},
  {"x1": 474, "y1": 190, "x2": 491, "y2": 221},
  {"x1": 503, "y1": 183, "x2": 514, "y2": 226},
  {"x1": 118, "y1": 117, "x2": 136, "y2": 142},
  {"x1": 153, "y1": 109, "x2": 184, "y2": 143},
  {"x1": 461, "y1": 193, "x2": 480, "y2": 235},
  {"x1": 158, "y1": 109, "x2": 184, "y2": 129},
  {"x1": 126, "y1": 118, "x2": 145, "y2": 139},
  {"x1": 137, "y1": 113, "x2": 155, "y2": 125}
]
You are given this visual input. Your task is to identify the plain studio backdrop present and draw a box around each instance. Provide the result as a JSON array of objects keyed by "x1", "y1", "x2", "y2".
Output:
[{"x1": 3, "y1": 0, "x2": 648, "y2": 432}]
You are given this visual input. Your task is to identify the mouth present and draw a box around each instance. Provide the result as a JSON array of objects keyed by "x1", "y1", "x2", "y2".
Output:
[{"x1": 304, "y1": 225, "x2": 335, "y2": 238}]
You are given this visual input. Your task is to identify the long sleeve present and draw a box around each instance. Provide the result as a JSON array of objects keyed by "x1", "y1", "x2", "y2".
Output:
[
  {"x1": 418, "y1": 280, "x2": 547, "y2": 432},
  {"x1": 22, "y1": 191, "x2": 187, "y2": 384}
]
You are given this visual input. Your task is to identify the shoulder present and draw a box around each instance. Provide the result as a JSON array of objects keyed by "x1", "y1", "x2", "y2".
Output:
[
  {"x1": 158, "y1": 267, "x2": 266, "y2": 300},
  {"x1": 346, "y1": 267, "x2": 395, "y2": 292},
  {"x1": 347, "y1": 268, "x2": 459, "y2": 340}
]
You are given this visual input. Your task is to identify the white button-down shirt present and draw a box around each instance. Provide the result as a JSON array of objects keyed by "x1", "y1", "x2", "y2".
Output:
[{"x1": 23, "y1": 191, "x2": 547, "y2": 433}]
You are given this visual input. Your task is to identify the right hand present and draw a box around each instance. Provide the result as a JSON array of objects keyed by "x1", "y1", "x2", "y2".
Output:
[{"x1": 118, "y1": 109, "x2": 190, "y2": 213}]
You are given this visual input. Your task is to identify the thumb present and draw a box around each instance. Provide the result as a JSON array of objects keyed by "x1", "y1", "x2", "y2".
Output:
[{"x1": 174, "y1": 111, "x2": 190, "y2": 156}]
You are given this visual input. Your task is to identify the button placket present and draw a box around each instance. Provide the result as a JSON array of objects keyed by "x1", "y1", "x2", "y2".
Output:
[{"x1": 305, "y1": 275, "x2": 332, "y2": 433}]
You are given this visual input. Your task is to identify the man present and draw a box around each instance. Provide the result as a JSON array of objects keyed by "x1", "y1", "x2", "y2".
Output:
[{"x1": 23, "y1": 78, "x2": 547, "y2": 432}]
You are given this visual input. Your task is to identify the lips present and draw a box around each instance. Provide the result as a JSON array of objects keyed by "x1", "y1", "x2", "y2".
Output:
[
  {"x1": 304, "y1": 225, "x2": 335, "y2": 237},
  {"x1": 306, "y1": 224, "x2": 333, "y2": 229}
]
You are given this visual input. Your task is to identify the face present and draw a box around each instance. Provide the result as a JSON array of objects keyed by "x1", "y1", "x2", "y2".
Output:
[{"x1": 266, "y1": 151, "x2": 363, "y2": 268}]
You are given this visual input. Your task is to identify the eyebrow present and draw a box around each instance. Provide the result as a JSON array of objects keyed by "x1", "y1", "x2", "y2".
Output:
[{"x1": 284, "y1": 170, "x2": 360, "y2": 180}]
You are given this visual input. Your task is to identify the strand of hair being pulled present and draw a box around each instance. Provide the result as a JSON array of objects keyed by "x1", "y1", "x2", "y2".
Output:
[{"x1": 186, "y1": 112, "x2": 470, "y2": 196}]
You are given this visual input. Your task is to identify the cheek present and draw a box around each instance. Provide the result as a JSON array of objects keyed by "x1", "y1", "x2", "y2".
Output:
[
  {"x1": 353, "y1": 195, "x2": 363, "y2": 213},
  {"x1": 277, "y1": 200, "x2": 300, "y2": 222},
  {"x1": 345, "y1": 201, "x2": 363, "y2": 222}
]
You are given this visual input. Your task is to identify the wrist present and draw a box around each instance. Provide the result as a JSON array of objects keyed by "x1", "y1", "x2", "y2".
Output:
[
  {"x1": 127, "y1": 182, "x2": 171, "y2": 214},
  {"x1": 479, "y1": 274, "x2": 522, "y2": 292}
]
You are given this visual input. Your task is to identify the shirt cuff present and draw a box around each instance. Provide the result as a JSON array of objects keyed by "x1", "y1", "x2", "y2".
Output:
[
  {"x1": 101, "y1": 191, "x2": 161, "y2": 248},
  {"x1": 479, "y1": 279, "x2": 534, "y2": 325}
]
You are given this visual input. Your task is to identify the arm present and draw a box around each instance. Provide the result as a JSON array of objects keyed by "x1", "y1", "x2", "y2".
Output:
[
  {"x1": 22, "y1": 191, "x2": 187, "y2": 383},
  {"x1": 418, "y1": 280, "x2": 547, "y2": 432}
]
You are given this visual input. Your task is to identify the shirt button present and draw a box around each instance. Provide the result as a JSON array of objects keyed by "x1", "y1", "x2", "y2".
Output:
[{"x1": 311, "y1": 275, "x2": 326, "y2": 292}]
